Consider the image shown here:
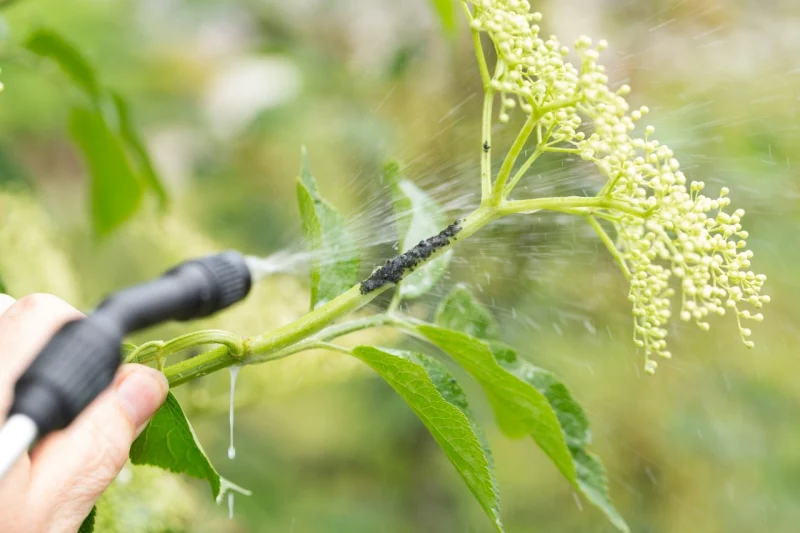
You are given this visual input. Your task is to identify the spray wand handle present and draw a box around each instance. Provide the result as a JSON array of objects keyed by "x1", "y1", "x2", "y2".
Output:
[{"x1": 0, "y1": 251, "x2": 252, "y2": 481}]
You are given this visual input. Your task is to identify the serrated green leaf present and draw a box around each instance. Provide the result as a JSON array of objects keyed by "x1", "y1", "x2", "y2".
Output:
[
  {"x1": 25, "y1": 29, "x2": 101, "y2": 100},
  {"x1": 69, "y1": 106, "x2": 144, "y2": 236},
  {"x1": 130, "y1": 392, "x2": 249, "y2": 502},
  {"x1": 384, "y1": 162, "x2": 452, "y2": 300},
  {"x1": 432, "y1": 286, "x2": 628, "y2": 531},
  {"x1": 402, "y1": 350, "x2": 501, "y2": 530},
  {"x1": 78, "y1": 506, "x2": 96, "y2": 533},
  {"x1": 429, "y1": 0, "x2": 458, "y2": 36},
  {"x1": 435, "y1": 284, "x2": 499, "y2": 340},
  {"x1": 417, "y1": 325, "x2": 576, "y2": 483},
  {"x1": 111, "y1": 92, "x2": 169, "y2": 207},
  {"x1": 492, "y1": 343, "x2": 629, "y2": 532},
  {"x1": 297, "y1": 147, "x2": 360, "y2": 309},
  {"x1": 351, "y1": 346, "x2": 504, "y2": 532}
]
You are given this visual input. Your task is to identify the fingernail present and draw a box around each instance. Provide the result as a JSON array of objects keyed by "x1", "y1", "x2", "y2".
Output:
[{"x1": 116, "y1": 369, "x2": 169, "y2": 434}]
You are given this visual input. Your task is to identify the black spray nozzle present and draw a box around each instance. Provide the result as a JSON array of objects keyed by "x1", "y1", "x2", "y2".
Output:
[
  {"x1": 96, "y1": 250, "x2": 252, "y2": 331},
  {"x1": 8, "y1": 250, "x2": 252, "y2": 437}
]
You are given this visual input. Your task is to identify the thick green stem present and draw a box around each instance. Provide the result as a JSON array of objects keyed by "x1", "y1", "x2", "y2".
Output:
[
  {"x1": 125, "y1": 330, "x2": 244, "y2": 365},
  {"x1": 162, "y1": 191, "x2": 652, "y2": 387},
  {"x1": 164, "y1": 207, "x2": 498, "y2": 386},
  {"x1": 164, "y1": 345, "x2": 236, "y2": 385}
]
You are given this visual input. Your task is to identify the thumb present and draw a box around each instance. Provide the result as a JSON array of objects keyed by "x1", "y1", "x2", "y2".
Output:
[{"x1": 27, "y1": 364, "x2": 168, "y2": 531}]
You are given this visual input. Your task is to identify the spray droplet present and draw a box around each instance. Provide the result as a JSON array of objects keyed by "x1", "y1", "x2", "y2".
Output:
[
  {"x1": 228, "y1": 365, "x2": 241, "y2": 460},
  {"x1": 245, "y1": 252, "x2": 311, "y2": 282}
]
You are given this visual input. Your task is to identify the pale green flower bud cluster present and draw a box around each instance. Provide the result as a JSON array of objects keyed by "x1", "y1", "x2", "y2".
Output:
[
  {"x1": 465, "y1": 0, "x2": 769, "y2": 371},
  {"x1": 468, "y1": 0, "x2": 579, "y2": 123}
]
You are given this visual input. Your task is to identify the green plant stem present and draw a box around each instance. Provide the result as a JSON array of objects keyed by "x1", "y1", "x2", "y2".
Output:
[
  {"x1": 504, "y1": 147, "x2": 543, "y2": 196},
  {"x1": 490, "y1": 111, "x2": 538, "y2": 203},
  {"x1": 462, "y1": 3, "x2": 490, "y2": 89},
  {"x1": 481, "y1": 91, "x2": 494, "y2": 199},
  {"x1": 165, "y1": 315, "x2": 400, "y2": 386},
  {"x1": 311, "y1": 342, "x2": 354, "y2": 356},
  {"x1": 164, "y1": 207, "x2": 498, "y2": 386},
  {"x1": 386, "y1": 291, "x2": 402, "y2": 314},
  {"x1": 245, "y1": 314, "x2": 398, "y2": 365},
  {"x1": 586, "y1": 216, "x2": 631, "y2": 280},
  {"x1": 501, "y1": 196, "x2": 650, "y2": 218},
  {"x1": 163, "y1": 193, "x2": 648, "y2": 387},
  {"x1": 543, "y1": 146, "x2": 581, "y2": 154},
  {"x1": 125, "y1": 330, "x2": 244, "y2": 365}
]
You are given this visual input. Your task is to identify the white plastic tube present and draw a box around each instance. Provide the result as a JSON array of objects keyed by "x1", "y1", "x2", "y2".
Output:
[{"x1": 0, "y1": 414, "x2": 38, "y2": 481}]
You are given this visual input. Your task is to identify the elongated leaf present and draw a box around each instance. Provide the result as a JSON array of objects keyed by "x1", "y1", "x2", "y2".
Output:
[
  {"x1": 493, "y1": 343, "x2": 628, "y2": 531},
  {"x1": 26, "y1": 29, "x2": 167, "y2": 235},
  {"x1": 111, "y1": 92, "x2": 168, "y2": 207},
  {"x1": 69, "y1": 106, "x2": 144, "y2": 236},
  {"x1": 402, "y1": 350, "x2": 501, "y2": 530},
  {"x1": 297, "y1": 147, "x2": 360, "y2": 308},
  {"x1": 352, "y1": 346, "x2": 504, "y2": 532},
  {"x1": 130, "y1": 392, "x2": 249, "y2": 502},
  {"x1": 25, "y1": 29, "x2": 101, "y2": 100},
  {"x1": 434, "y1": 286, "x2": 629, "y2": 531},
  {"x1": 429, "y1": 0, "x2": 458, "y2": 36},
  {"x1": 384, "y1": 162, "x2": 452, "y2": 300},
  {"x1": 78, "y1": 506, "x2": 96, "y2": 533},
  {"x1": 417, "y1": 325, "x2": 576, "y2": 481},
  {"x1": 0, "y1": 274, "x2": 7, "y2": 294}
]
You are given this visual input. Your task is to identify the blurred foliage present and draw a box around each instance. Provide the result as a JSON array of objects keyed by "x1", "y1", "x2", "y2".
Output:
[
  {"x1": 1, "y1": 0, "x2": 800, "y2": 532},
  {"x1": 297, "y1": 147, "x2": 360, "y2": 309},
  {"x1": 23, "y1": 28, "x2": 167, "y2": 235},
  {"x1": 428, "y1": 0, "x2": 458, "y2": 36}
]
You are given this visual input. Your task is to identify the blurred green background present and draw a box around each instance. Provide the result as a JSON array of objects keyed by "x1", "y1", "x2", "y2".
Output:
[{"x1": 1, "y1": 0, "x2": 799, "y2": 532}]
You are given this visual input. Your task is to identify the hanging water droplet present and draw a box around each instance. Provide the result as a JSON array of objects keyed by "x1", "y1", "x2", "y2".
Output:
[{"x1": 228, "y1": 365, "x2": 241, "y2": 460}]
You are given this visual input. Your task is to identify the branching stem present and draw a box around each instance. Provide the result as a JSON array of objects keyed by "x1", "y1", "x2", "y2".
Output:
[
  {"x1": 490, "y1": 111, "x2": 538, "y2": 203},
  {"x1": 162, "y1": 192, "x2": 646, "y2": 387},
  {"x1": 504, "y1": 147, "x2": 543, "y2": 196}
]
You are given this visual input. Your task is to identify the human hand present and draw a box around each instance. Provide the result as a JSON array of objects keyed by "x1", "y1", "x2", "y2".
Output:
[{"x1": 0, "y1": 293, "x2": 168, "y2": 533}]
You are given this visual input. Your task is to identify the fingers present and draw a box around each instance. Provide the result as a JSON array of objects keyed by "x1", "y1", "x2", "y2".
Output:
[
  {"x1": 0, "y1": 293, "x2": 17, "y2": 411},
  {"x1": 27, "y1": 364, "x2": 168, "y2": 532},
  {"x1": 0, "y1": 292, "x2": 169, "y2": 530},
  {"x1": 0, "y1": 293, "x2": 83, "y2": 406},
  {"x1": 0, "y1": 294, "x2": 81, "y2": 528},
  {"x1": 0, "y1": 294, "x2": 15, "y2": 315}
]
